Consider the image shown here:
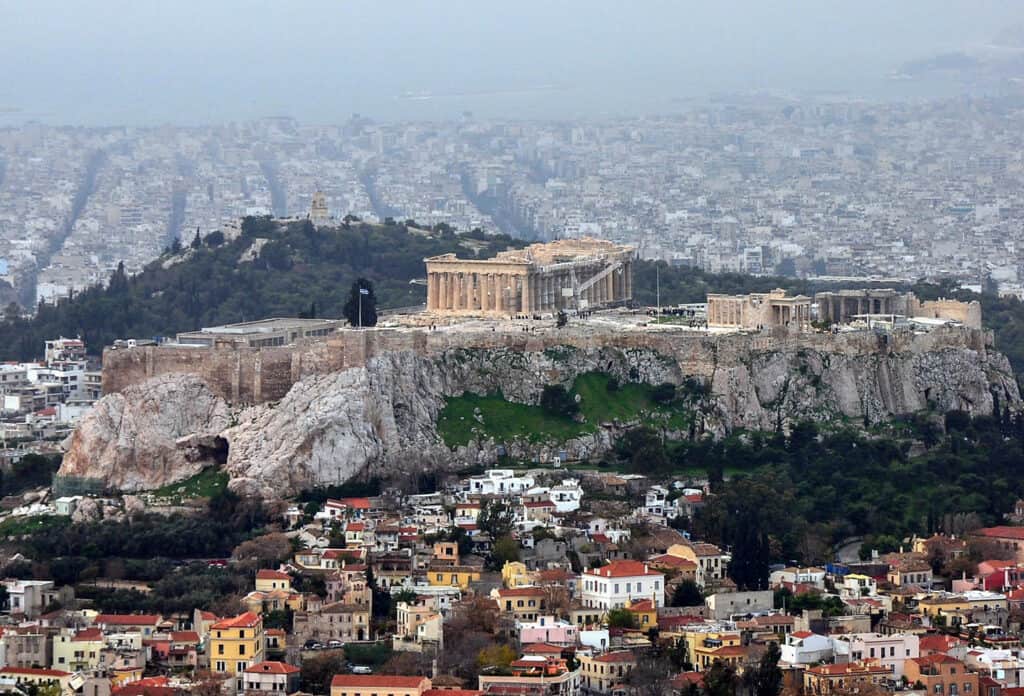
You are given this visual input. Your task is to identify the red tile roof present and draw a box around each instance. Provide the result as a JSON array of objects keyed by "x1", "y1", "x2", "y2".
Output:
[
  {"x1": 256, "y1": 569, "x2": 291, "y2": 581},
  {"x1": 593, "y1": 651, "x2": 637, "y2": 663},
  {"x1": 976, "y1": 526, "x2": 1024, "y2": 540},
  {"x1": 585, "y1": 560, "x2": 661, "y2": 578},
  {"x1": 807, "y1": 663, "x2": 891, "y2": 676},
  {"x1": 340, "y1": 497, "x2": 372, "y2": 509},
  {"x1": 497, "y1": 587, "x2": 546, "y2": 597},
  {"x1": 522, "y1": 643, "x2": 564, "y2": 654},
  {"x1": 1, "y1": 666, "x2": 71, "y2": 677},
  {"x1": 171, "y1": 631, "x2": 200, "y2": 642},
  {"x1": 245, "y1": 660, "x2": 300, "y2": 675},
  {"x1": 913, "y1": 654, "x2": 961, "y2": 666},
  {"x1": 212, "y1": 612, "x2": 261, "y2": 629},
  {"x1": 331, "y1": 675, "x2": 429, "y2": 688},
  {"x1": 73, "y1": 627, "x2": 103, "y2": 640},
  {"x1": 648, "y1": 554, "x2": 697, "y2": 569},
  {"x1": 627, "y1": 599, "x2": 655, "y2": 612}
]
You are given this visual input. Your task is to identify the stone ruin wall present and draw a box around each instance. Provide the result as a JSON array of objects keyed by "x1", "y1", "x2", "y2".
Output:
[
  {"x1": 908, "y1": 297, "x2": 983, "y2": 329},
  {"x1": 100, "y1": 324, "x2": 995, "y2": 406}
]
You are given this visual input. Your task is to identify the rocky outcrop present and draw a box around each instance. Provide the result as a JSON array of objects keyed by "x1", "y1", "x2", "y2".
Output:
[
  {"x1": 60, "y1": 326, "x2": 1022, "y2": 498},
  {"x1": 59, "y1": 374, "x2": 231, "y2": 491}
]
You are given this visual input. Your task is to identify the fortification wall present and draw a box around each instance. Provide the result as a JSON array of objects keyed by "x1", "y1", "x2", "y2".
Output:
[
  {"x1": 100, "y1": 323, "x2": 994, "y2": 405},
  {"x1": 909, "y1": 298, "x2": 983, "y2": 329},
  {"x1": 101, "y1": 336, "x2": 346, "y2": 404}
]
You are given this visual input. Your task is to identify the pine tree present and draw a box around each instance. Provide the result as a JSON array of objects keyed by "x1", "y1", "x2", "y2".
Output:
[{"x1": 342, "y1": 278, "x2": 377, "y2": 327}]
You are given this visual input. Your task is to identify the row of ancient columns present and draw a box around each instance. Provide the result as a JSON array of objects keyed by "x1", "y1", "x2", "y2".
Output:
[
  {"x1": 428, "y1": 271, "x2": 521, "y2": 313},
  {"x1": 821, "y1": 295, "x2": 895, "y2": 324},
  {"x1": 770, "y1": 302, "x2": 811, "y2": 327},
  {"x1": 708, "y1": 298, "x2": 744, "y2": 327},
  {"x1": 427, "y1": 262, "x2": 634, "y2": 314}
]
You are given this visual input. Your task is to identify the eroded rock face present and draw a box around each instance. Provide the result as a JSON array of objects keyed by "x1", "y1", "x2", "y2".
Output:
[
  {"x1": 58, "y1": 374, "x2": 231, "y2": 491},
  {"x1": 60, "y1": 328, "x2": 1022, "y2": 498}
]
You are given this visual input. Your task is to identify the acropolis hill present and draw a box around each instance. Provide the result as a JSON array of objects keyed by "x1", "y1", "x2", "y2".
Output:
[
  {"x1": 62, "y1": 305, "x2": 1020, "y2": 498},
  {"x1": 55, "y1": 238, "x2": 1019, "y2": 497}
]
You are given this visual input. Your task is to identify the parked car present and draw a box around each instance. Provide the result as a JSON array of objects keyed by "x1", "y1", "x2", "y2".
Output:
[
  {"x1": 351, "y1": 666, "x2": 372, "y2": 675},
  {"x1": 328, "y1": 640, "x2": 343, "y2": 649}
]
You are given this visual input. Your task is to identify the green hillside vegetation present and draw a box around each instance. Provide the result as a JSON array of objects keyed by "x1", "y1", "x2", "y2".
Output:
[
  {"x1": 686, "y1": 410, "x2": 1024, "y2": 577},
  {"x1": 437, "y1": 371, "x2": 697, "y2": 447},
  {"x1": 0, "y1": 217, "x2": 524, "y2": 360}
]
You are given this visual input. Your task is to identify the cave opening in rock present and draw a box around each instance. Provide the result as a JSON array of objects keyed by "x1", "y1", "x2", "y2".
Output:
[{"x1": 197, "y1": 436, "x2": 229, "y2": 465}]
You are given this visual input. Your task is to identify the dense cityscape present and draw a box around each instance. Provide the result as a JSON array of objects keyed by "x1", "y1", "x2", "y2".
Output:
[
  {"x1": 4, "y1": 2, "x2": 1024, "y2": 696},
  {"x1": 4, "y1": 94, "x2": 1024, "y2": 311}
]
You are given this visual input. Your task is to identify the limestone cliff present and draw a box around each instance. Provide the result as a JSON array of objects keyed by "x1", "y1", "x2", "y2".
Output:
[
  {"x1": 58, "y1": 326, "x2": 1022, "y2": 497},
  {"x1": 60, "y1": 374, "x2": 232, "y2": 491}
]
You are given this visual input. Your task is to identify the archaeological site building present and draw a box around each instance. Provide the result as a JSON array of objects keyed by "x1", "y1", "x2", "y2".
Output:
[
  {"x1": 424, "y1": 238, "x2": 635, "y2": 315},
  {"x1": 707, "y1": 289, "x2": 813, "y2": 330}
]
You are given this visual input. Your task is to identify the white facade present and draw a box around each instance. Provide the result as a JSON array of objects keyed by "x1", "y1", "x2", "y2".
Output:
[
  {"x1": 549, "y1": 480, "x2": 584, "y2": 512},
  {"x1": 580, "y1": 562, "x2": 664, "y2": 611},
  {"x1": 832, "y1": 632, "x2": 919, "y2": 678},
  {"x1": 780, "y1": 632, "x2": 834, "y2": 666},
  {"x1": 769, "y1": 567, "x2": 827, "y2": 590},
  {"x1": 463, "y1": 469, "x2": 535, "y2": 496}
]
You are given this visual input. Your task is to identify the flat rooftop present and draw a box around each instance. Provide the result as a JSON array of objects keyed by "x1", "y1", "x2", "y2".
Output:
[{"x1": 182, "y1": 318, "x2": 342, "y2": 336}]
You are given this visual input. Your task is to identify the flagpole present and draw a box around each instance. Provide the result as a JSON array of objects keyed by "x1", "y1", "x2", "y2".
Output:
[{"x1": 358, "y1": 286, "x2": 362, "y2": 329}]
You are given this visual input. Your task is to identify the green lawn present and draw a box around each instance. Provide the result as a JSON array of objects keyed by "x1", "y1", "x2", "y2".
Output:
[
  {"x1": 151, "y1": 468, "x2": 229, "y2": 500},
  {"x1": 437, "y1": 372, "x2": 696, "y2": 448}
]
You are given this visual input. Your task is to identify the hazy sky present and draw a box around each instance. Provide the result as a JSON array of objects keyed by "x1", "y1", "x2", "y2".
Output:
[{"x1": 1, "y1": 0, "x2": 1021, "y2": 125}]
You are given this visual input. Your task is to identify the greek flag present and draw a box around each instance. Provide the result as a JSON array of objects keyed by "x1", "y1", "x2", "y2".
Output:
[{"x1": 359, "y1": 288, "x2": 369, "y2": 295}]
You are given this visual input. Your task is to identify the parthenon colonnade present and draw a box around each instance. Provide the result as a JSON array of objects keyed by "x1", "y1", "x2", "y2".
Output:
[{"x1": 424, "y1": 238, "x2": 636, "y2": 315}]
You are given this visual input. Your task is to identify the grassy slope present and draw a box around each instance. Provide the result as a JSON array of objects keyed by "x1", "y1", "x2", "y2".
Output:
[{"x1": 437, "y1": 372, "x2": 693, "y2": 448}]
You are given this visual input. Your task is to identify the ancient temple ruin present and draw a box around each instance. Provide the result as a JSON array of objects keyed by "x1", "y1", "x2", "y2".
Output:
[{"x1": 424, "y1": 238, "x2": 635, "y2": 315}]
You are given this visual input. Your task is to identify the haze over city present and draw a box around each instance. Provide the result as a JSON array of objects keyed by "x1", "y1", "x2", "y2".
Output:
[{"x1": 1, "y1": 0, "x2": 1022, "y2": 125}]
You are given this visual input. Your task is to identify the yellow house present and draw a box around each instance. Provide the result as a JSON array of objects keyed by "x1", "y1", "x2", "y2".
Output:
[
  {"x1": 211, "y1": 612, "x2": 265, "y2": 692},
  {"x1": 493, "y1": 587, "x2": 547, "y2": 622},
  {"x1": 502, "y1": 561, "x2": 532, "y2": 588},
  {"x1": 624, "y1": 598, "x2": 657, "y2": 628},
  {"x1": 52, "y1": 627, "x2": 103, "y2": 671},
  {"x1": 255, "y1": 569, "x2": 293, "y2": 593},
  {"x1": 427, "y1": 564, "x2": 481, "y2": 590},
  {"x1": 579, "y1": 651, "x2": 636, "y2": 695},
  {"x1": 680, "y1": 630, "x2": 743, "y2": 670},
  {"x1": 918, "y1": 591, "x2": 1009, "y2": 627},
  {"x1": 331, "y1": 674, "x2": 430, "y2": 696}
]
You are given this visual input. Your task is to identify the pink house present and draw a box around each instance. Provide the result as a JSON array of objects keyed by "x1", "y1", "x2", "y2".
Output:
[{"x1": 518, "y1": 616, "x2": 578, "y2": 646}]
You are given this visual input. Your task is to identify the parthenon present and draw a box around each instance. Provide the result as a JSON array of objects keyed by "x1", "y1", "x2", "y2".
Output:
[{"x1": 425, "y1": 238, "x2": 635, "y2": 315}]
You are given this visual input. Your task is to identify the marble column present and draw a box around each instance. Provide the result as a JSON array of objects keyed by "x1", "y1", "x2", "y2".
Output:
[{"x1": 521, "y1": 275, "x2": 531, "y2": 313}]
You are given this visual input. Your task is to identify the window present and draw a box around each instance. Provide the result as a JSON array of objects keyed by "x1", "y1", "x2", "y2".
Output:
[
  {"x1": 239, "y1": 645, "x2": 245, "y2": 655},
  {"x1": 935, "y1": 685, "x2": 944, "y2": 694},
  {"x1": 963, "y1": 684, "x2": 972, "y2": 694},
  {"x1": 218, "y1": 644, "x2": 225, "y2": 655}
]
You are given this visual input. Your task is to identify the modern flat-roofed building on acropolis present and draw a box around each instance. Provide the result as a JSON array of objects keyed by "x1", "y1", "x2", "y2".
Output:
[{"x1": 424, "y1": 237, "x2": 635, "y2": 315}]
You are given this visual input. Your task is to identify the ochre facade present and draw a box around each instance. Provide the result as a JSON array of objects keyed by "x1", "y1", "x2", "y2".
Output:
[{"x1": 425, "y1": 238, "x2": 635, "y2": 315}]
